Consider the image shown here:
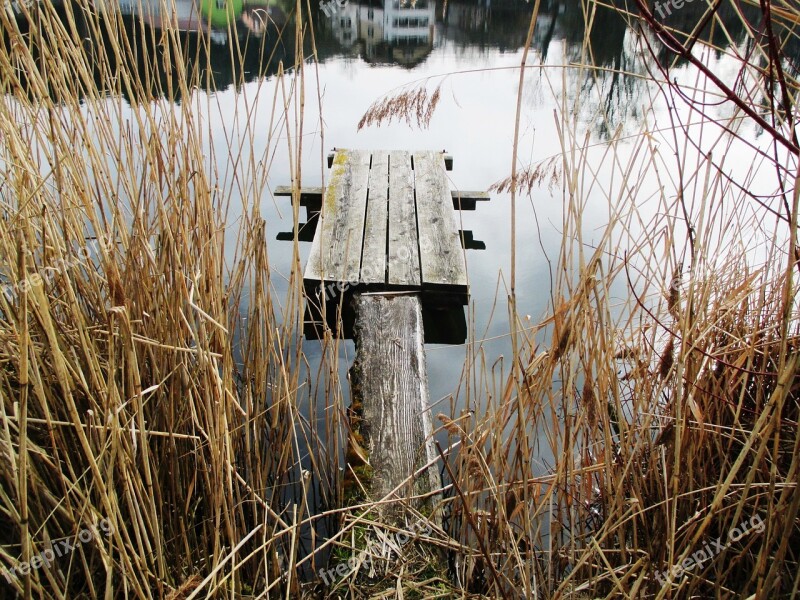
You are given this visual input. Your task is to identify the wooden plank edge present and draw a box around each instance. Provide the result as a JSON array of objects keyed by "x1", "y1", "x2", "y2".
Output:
[
  {"x1": 274, "y1": 186, "x2": 324, "y2": 208},
  {"x1": 277, "y1": 187, "x2": 489, "y2": 212},
  {"x1": 443, "y1": 153, "x2": 453, "y2": 171},
  {"x1": 279, "y1": 186, "x2": 488, "y2": 207},
  {"x1": 303, "y1": 279, "x2": 468, "y2": 304},
  {"x1": 274, "y1": 185, "x2": 323, "y2": 196},
  {"x1": 451, "y1": 190, "x2": 490, "y2": 211}
]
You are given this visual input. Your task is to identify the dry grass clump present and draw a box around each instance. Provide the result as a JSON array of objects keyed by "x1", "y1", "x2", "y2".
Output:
[
  {"x1": 316, "y1": 510, "x2": 454, "y2": 598},
  {"x1": 443, "y1": 173, "x2": 800, "y2": 598},
  {"x1": 2, "y1": 0, "x2": 800, "y2": 596},
  {"x1": 0, "y1": 0, "x2": 340, "y2": 597},
  {"x1": 437, "y1": 0, "x2": 800, "y2": 595}
]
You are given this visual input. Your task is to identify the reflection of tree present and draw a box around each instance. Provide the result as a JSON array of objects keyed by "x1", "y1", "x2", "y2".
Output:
[
  {"x1": 111, "y1": 14, "x2": 293, "y2": 102},
  {"x1": 558, "y1": 0, "x2": 757, "y2": 137},
  {"x1": 639, "y1": 0, "x2": 757, "y2": 67},
  {"x1": 558, "y1": 1, "x2": 638, "y2": 137},
  {"x1": 438, "y1": 0, "x2": 553, "y2": 52},
  {"x1": 3, "y1": 0, "x2": 780, "y2": 127}
]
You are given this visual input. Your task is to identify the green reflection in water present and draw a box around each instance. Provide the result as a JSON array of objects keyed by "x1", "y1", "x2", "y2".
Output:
[{"x1": 199, "y1": 0, "x2": 244, "y2": 26}]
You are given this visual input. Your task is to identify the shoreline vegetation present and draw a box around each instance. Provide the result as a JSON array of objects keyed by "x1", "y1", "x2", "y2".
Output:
[{"x1": 1, "y1": 0, "x2": 799, "y2": 598}]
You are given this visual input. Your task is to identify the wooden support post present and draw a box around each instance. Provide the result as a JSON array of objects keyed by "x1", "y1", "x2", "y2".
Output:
[{"x1": 349, "y1": 293, "x2": 442, "y2": 522}]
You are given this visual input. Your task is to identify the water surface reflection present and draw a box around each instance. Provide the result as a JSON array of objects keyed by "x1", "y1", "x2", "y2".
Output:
[{"x1": 2, "y1": 0, "x2": 785, "y2": 574}]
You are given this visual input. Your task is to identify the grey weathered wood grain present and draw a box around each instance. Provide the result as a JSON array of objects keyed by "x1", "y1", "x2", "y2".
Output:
[
  {"x1": 361, "y1": 152, "x2": 389, "y2": 285},
  {"x1": 388, "y1": 151, "x2": 421, "y2": 286},
  {"x1": 273, "y1": 186, "x2": 323, "y2": 203},
  {"x1": 304, "y1": 149, "x2": 371, "y2": 285},
  {"x1": 277, "y1": 185, "x2": 488, "y2": 210},
  {"x1": 413, "y1": 151, "x2": 468, "y2": 289},
  {"x1": 351, "y1": 293, "x2": 441, "y2": 519}
]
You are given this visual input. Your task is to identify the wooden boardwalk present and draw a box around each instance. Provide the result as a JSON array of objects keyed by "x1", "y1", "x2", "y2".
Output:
[
  {"x1": 281, "y1": 149, "x2": 484, "y2": 306},
  {"x1": 277, "y1": 148, "x2": 488, "y2": 531}
]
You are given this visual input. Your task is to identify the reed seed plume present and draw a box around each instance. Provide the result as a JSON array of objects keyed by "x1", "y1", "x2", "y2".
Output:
[
  {"x1": 357, "y1": 83, "x2": 442, "y2": 130},
  {"x1": 490, "y1": 155, "x2": 562, "y2": 195}
]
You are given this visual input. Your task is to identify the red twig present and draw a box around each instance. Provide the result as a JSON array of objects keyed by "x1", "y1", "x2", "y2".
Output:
[{"x1": 630, "y1": 0, "x2": 800, "y2": 156}]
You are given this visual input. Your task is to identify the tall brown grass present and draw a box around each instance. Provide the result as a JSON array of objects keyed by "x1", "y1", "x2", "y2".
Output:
[
  {"x1": 0, "y1": 0, "x2": 345, "y2": 597},
  {"x1": 431, "y1": 0, "x2": 800, "y2": 597},
  {"x1": 1, "y1": 0, "x2": 799, "y2": 597}
]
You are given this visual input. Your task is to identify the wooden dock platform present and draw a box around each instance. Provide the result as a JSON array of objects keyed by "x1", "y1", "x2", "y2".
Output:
[
  {"x1": 277, "y1": 147, "x2": 488, "y2": 534},
  {"x1": 277, "y1": 149, "x2": 488, "y2": 309},
  {"x1": 307, "y1": 149, "x2": 466, "y2": 298}
]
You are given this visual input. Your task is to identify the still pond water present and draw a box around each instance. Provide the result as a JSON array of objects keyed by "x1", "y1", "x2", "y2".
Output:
[{"x1": 8, "y1": 0, "x2": 782, "y2": 474}]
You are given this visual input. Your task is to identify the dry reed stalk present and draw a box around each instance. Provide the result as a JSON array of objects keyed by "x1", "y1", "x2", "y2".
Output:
[
  {"x1": 0, "y1": 0, "x2": 342, "y2": 597},
  {"x1": 436, "y1": 1, "x2": 800, "y2": 596},
  {"x1": 3, "y1": 0, "x2": 800, "y2": 597}
]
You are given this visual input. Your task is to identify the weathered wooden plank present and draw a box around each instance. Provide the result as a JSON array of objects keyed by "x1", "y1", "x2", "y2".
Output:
[
  {"x1": 388, "y1": 151, "x2": 421, "y2": 286},
  {"x1": 350, "y1": 293, "x2": 441, "y2": 519},
  {"x1": 277, "y1": 185, "x2": 488, "y2": 211},
  {"x1": 413, "y1": 151, "x2": 468, "y2": 289},
  {"x1": 304, "y1": 149, "x2": 371, "y2": 285},
  {"x1": 273, "y1": 186, "x2": 323, "y2": 204},
  {"x1": 450, "y1": 190, "x2": 489, "y2": 200},
  {"x1": 451, "y1": 190, "x2": 490, "y2": 211},
  {"x1": 361, "y1": 152, "x2": 389, "y2": 285}
]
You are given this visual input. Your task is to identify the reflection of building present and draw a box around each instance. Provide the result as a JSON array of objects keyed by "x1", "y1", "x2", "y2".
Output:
[
  {"x1": 327, "y1": 0, "x2": 435, "y2": 66},
  {"x1": 5, "y1": 0, "x2": 293, "y2": 101},
  {"x1": 385, "y1": 0, "x2": 431, "y2": 43},
  {"x1": 110, "y1": 0, "x2": 285, "y2": 40},
  {"x1": 112, "y1": 0, "x2": 245, "y2": 43}
]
